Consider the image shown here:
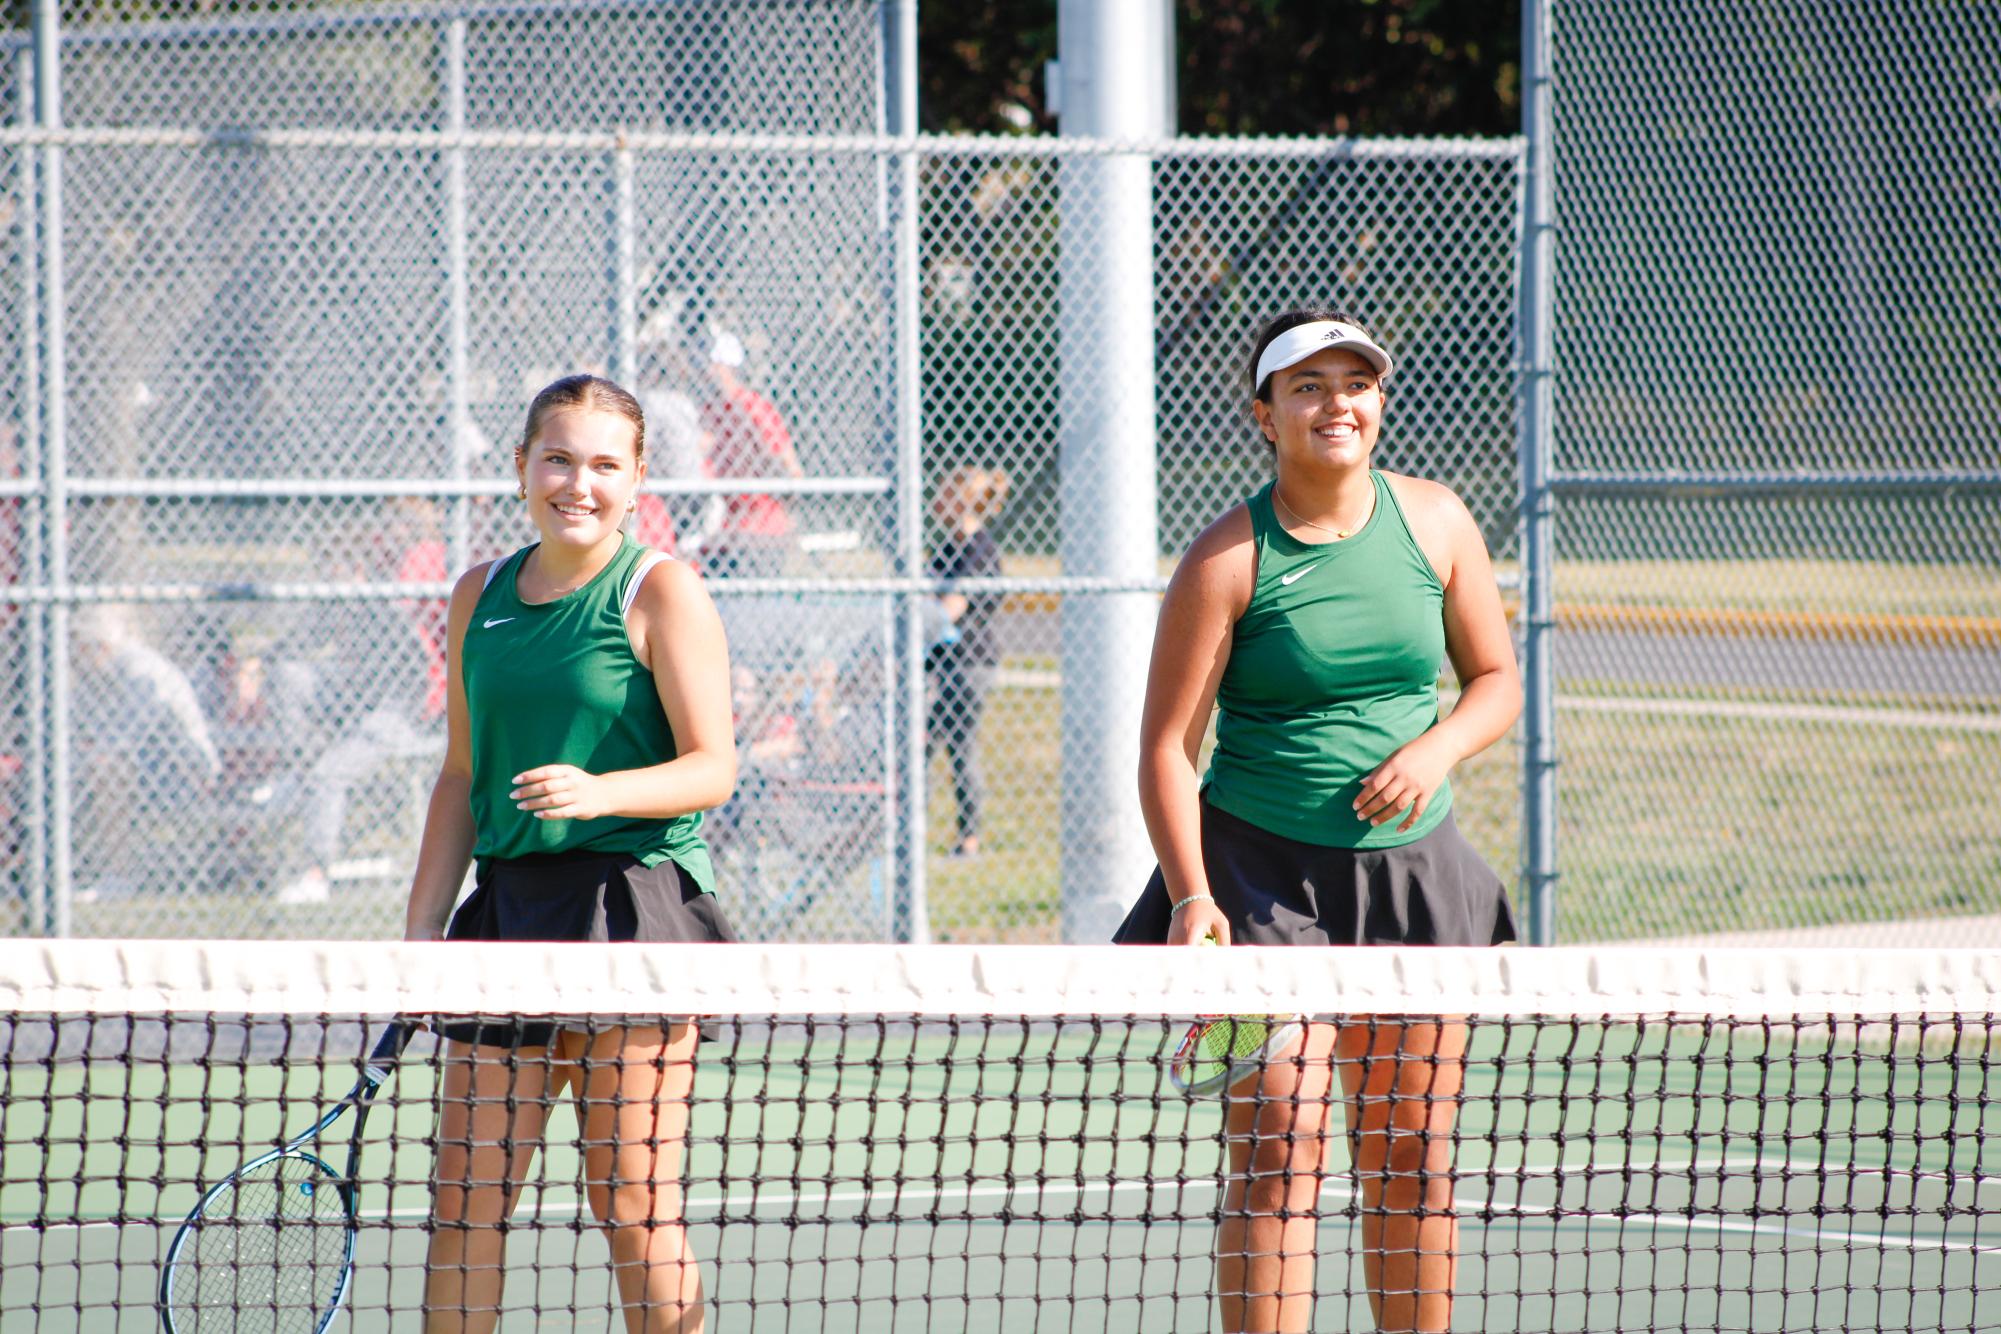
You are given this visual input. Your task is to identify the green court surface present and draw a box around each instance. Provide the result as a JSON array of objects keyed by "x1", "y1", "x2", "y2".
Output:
[{"x1": 4, "y1": 1018, "x2": 1997, "y2": 1331}]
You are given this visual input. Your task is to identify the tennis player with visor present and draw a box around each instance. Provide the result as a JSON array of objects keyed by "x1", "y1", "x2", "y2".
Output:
[{"x1": 1117, "y1": 312, "x2": 1520, "y2": 1333}]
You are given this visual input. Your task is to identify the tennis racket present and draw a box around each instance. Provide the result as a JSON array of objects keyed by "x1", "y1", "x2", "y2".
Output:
[
  {"x1": 1168, "y1": 936, "x2": 1304, "y2": 1097},
  {"x1": 159, "y1": 1021, "x2": 416, "y2": 1333}
]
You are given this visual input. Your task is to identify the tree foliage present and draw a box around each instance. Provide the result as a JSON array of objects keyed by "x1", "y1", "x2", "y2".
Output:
[{"x1": 921, "y1": 0, "x2": 1521, "y2": 138}]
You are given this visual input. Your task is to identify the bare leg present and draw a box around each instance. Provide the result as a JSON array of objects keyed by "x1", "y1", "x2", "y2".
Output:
[
  {"x1": 562, "y1": 1022, "x2": 705, "y2": 1334},
  {"x1": 425, "y1": 1039, "x2": 558, "y2": 1332},
  {"x1": 1338, "y1": 1019, "x2": 1466, "y2": 1334},
  {"x1": 1218, "y1": 1021, "x2": 1341, "y2": 1333}
]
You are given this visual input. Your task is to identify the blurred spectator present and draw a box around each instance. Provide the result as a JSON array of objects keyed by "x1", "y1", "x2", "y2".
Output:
[
  {"x1": 273, "y1": 499, "x2": 447, "y2": 904},
  {"x1": 731, "y1": 662, "x2": 804, "y2": 770},
  {"x1": 633, "y1": 343, "x2": 713, "y2": 558},
  {"x1": 700, "y1": 330, "x2": 803, "y2": 577},
  {"x1": 74, "y1": 602, "x2": 222, "y2": 805},
  {"x1": 926, "y1": 467, "x2": 1009, "y2": 857},
  {"x1": 208, "y1": 626, "x2": 287, "y2": 795},
  {"x1": 394, "y1": 501, "x2": 450, "y2": 722},
  {"x1": 0, "y1": 753, "x2": 20, "y2": 884},
  {"x1": 0, "y1": 424, "x2": 21, "y2": 644},
  {"x1": 801, "y1": 643, "x2": 887, "y2": 781}
]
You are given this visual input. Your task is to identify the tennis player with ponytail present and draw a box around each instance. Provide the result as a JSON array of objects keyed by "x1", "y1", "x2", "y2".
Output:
[
  {"x1": 1117, "y1": 312, "x2": 1519, "y2": 1333},
  {"x1": 405, "y1": 374, "x2": 737, "y2": 1332}
]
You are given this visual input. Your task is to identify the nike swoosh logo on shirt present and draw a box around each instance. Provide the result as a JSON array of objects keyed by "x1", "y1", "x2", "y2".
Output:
[
  {"x1": 1279, "y1": 564, "x2": 1320, "y2": 586},
  {"x1": 483, "y1": 617, "x2": 516, "y2": 628}
]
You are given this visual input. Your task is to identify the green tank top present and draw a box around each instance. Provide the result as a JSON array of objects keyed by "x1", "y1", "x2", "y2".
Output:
[
  {"x1": 461, "y1": 537, "x2": 714, "y2": 890},
  {"x1": 1203, "y1": 472, "x2": 1451, "y2": 849}
]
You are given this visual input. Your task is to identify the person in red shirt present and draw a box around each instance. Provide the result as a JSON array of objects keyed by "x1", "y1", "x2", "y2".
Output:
[
  {"x1": 395, "y1": 513, "x2": 450, "y2": 723},
  {"x1": 699, "y1": 331, "x2": 803, "y2": 578},
  {"x1": 631, "y1": 343, "x2": 717, "y2": 561}
]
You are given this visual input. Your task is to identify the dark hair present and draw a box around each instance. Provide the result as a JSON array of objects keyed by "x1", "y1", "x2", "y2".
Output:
[
  {"x1": 1243, "y1": 308, "x2": 1378, "y2": 403},
  {"x1": 516, "y1": 374, "x2": 646, "y2": 459}
]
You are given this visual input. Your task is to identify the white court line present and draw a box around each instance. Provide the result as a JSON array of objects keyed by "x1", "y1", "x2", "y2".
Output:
[
  {"x1": 1385, "y1": 1186, "x2": 2001, "y2": 1258},
  {"x1": 1477, "y1": 1156, "x2": 2001, "y2": 1193},
  {"x1": 16, "y1": 1162, "x2": 1998, "y2": 1257},
  {"x1": 403, "y1": 1170, "x2": 2001, "y2": 1257}
]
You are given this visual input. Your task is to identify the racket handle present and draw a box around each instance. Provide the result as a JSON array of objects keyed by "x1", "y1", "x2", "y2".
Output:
[
  {"x1": 364, "y1": 1020, "x2": 419, "y2": 1077},
  {"x1": 370, "y1": 1021, "x2": 417, "y2": 1061}
]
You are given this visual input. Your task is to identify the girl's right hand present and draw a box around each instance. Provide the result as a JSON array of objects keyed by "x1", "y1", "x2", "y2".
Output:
[
  {"x1": 405, "y1": 921, "x2": 446, "y2": 942},
  {"x1": 1166, "y1": 898, "x2": 1231, "y2": 947}
]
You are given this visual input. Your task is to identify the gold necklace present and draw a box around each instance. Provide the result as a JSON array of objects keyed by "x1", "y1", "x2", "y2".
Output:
[{"x1": 1272, "y1": 482, "x2": 1372, "y2": 540}]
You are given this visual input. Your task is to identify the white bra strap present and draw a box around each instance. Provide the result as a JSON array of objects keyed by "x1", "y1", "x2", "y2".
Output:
[
  {"x1": 480, "y1": 553, "x2": 512, "y2": 592},
  {"x1": 622, "y1": 552, "x2": 673, "y2": 617}
]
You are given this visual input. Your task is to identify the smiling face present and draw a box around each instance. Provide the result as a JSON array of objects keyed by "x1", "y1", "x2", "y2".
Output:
[
  {"x1": 1251, "y1": 346, "x2": 1385, "y2": 473},
  {"x1": 515, "y1": 407, "x2": 646, "y2": 551}
]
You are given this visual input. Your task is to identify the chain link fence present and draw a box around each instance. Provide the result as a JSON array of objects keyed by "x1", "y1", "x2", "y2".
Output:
[
  {"x1": 9, "y1": 0, "x2": 1992, "y2": 946},
  {"x1": 3, "y1": 0, "x2": 903, "y2": 939},
  {"x1": 918, "y1": 139, "x2": 1522, "y2": 940},
  {"x1": 1, "y1": 1, "x2": 1523, "y2": 941},
  {"x1": 1545, "y1": 0, "x2": 2001, "y2": 943}
]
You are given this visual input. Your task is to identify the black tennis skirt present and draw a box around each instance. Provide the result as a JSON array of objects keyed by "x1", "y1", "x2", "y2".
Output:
[
  {"x1": 441, "y1": 848, "x2": 736, "y2": 1046},
  {"x1": 1113, "y1": 799, "x2": 1516, "y2": 947}
]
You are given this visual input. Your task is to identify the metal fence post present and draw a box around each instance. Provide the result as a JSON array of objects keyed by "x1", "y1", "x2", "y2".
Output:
[
  {"x1": 15, "y1": 42, "x2": 46, "y2": 933},
  {"x1": 611, "y1": 141, "x2": 637, "y2": 390},
  {"x1": 1055, "y1": 0, "x2": 1169, "y2": 942},
  {"x1": 444, "y1": 16, "x2": 471, "y2": 571},
  {"x1": 31, "y1": 0, "x2": 68, "y2": 937},
  {"x1": 886, "y1": 0, "x2": 926, "y2": 942},
  {"x1": 1517, "y1": 0, "x2": 1557, "y2": 945}
]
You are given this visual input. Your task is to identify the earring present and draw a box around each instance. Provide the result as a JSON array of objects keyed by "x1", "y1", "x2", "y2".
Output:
[{"x1": 516, "y1": 485, "x2": 526, "y2": 500}]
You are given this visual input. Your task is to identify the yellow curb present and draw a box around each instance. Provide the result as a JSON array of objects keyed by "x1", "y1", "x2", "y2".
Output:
[{"x1": 1508, "y1": 601, "x2": 2001, "y2": 648}]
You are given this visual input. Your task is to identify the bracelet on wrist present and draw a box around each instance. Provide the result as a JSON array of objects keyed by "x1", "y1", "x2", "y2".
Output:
[{"x1": 1168, "y1": 893, "x2": 1215, "y2": 916}]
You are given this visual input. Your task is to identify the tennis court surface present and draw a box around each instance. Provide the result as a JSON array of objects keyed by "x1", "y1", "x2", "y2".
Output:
[{"x1": 3, "y1": 941, "x2": 1998, "y2": 1331}]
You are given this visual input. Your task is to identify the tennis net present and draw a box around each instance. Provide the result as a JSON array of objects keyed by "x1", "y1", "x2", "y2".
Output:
[{"x1": 3, "y1": 940, "x2": 1999, "y2": 1332}]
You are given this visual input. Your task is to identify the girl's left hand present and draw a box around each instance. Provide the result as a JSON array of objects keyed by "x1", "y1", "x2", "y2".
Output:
[
  {"x1": 511, "y1": 764, "x2": 613, "y2": 821},
  {"x1": 1353, "y1": 733, "x2": 1456, "y2": 832}
]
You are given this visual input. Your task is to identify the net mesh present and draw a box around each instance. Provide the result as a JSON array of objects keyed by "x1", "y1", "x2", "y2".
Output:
[{"x1": 4, "y1": 940, "x2": 1998, "y2": 1331}]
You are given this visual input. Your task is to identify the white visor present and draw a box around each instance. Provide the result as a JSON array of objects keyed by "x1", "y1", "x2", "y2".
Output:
[{"x1": 1254, "y1": 320, "x2": 1393, "y2": 393}]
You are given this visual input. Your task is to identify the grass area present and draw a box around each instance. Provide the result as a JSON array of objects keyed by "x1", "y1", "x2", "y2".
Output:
[
  {"x1": 923, "y1": 676, "x2": 1524, "y2": 945},
  {"x1": 8, "y1": 547, "x2": 1993, "y2": 944},
  {"x1": 9, "y1": 663, "x2": 1993, "y2": 948},
  {"x1": 926, "y1": 679, "x2": 1066, "y2": 942},
  {"x1": 1546, "y1": 705, "x2": 2001, "y2": 942},
  {"x1": 937, "y1": 554, "x2": 2001, "y2": 944},
  {"x1": 925, "y1": 670, "x2": 2001, "y2": 946}
]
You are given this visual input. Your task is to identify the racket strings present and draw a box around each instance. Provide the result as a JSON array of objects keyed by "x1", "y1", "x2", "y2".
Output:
[
  {"x1": 172, "y1": 1156, "x2": 351, "y2": 1328},
  {"x1": 1172, "y1": 1014, "x2": 1305, "y2": 1095}
]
